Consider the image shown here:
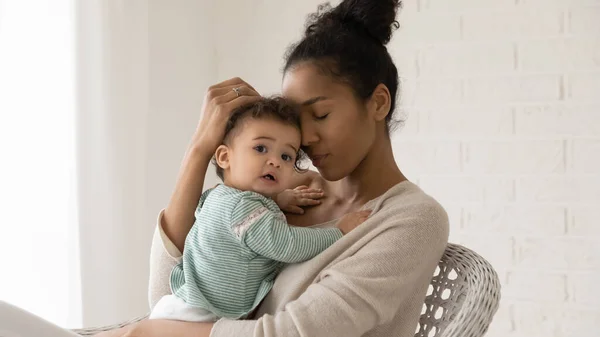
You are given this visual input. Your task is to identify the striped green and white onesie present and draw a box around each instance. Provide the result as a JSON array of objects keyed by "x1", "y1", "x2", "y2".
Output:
[{"x1": 150, "y1": 184, "x2": 343, "y2": 322}]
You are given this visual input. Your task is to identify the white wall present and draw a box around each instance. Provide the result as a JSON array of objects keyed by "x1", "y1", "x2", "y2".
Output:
[
  {"x1": 76, "y1": 0, "x2": 218, "y2": 327},
  {"x1": 147, "y1": 0, "x2": 219, "y2": 226},
  {"x1": 214, "y1": 0, "x2": 599, "y2": 336},
  {"x1": 76, "y1": 0, "x2": 150, "y2": 326}
]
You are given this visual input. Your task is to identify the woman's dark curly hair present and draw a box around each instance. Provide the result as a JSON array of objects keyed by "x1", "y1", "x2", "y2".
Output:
[
  {"x1": 214, "y1": 96, "x2": 306, "y2": 181},
  {"x1": 284, "y1": 0, "x2": 403, "y2": 132}
]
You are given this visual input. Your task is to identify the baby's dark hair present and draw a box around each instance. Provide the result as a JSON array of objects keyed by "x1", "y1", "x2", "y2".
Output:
[
  {"x1": 214, "y1": 96, "x2": 306, "y2": 181},
  {"x1": 284, "y1": 0, "x2": 403, "y2": 132}
]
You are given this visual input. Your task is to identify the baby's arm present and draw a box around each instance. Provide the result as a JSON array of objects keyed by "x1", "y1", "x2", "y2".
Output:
[
  {"x1": 244, "y1": 213, "x2": 342, "y2": 263},
  {"x1": 232, "y1": 199, "x2": 342, "y2": 263}
]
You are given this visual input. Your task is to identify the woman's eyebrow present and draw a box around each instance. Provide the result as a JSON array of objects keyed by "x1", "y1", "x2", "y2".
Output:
[{"x1": 301, "y1": 96, "x2": 328, "y2": 106}]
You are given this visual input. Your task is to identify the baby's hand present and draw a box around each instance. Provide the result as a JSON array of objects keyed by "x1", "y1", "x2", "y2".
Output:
[
  {"x1": 276, "y1": 185, "x2": 324, "y2": 214},
  {"x1": 337, "y1": 210, "x2": 372, "y2": 235}
]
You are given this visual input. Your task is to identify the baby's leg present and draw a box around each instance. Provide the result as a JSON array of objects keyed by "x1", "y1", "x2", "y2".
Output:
[
  {"x1": 149, "y1": 295, "x2": 219, "y2": 322},
  {"x1": 0, "y1": 301, "x2": 80, "y2": 337}
]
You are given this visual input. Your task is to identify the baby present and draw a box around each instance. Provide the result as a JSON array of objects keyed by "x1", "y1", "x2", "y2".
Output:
[{"x1": 149, "y1": 96, "x2": 367, "y2": 322}]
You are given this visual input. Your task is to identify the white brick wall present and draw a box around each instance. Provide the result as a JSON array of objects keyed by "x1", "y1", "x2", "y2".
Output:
[
  {"x1": 392, "y1": 1, "x2": 600, "y2": 336},
  {"x1": 514, "y1": 104, "x2": 600, "y2": 137}
]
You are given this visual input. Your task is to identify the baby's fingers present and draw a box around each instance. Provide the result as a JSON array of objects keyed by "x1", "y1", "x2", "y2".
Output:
[
  {"x1": 297, "y1": 198, "x2": 321, "y2": 206},
  {"x1": 301, "y1": 191, "x2": 325, "y2": 200},
  {"x1": 351, "y1": 210, "x2": 372, "y2": 220},
  {"x1": 286, "y1": 205, "x2": 305, "y2": 214}
]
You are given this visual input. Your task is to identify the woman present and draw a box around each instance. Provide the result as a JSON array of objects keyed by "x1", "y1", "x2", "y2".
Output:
[
  {"x1": 107, "y1": 0, "x2": 448, "y2": 336},
  {"x1": 0, "y1": 0, "x2": 448, "y2": 336}
]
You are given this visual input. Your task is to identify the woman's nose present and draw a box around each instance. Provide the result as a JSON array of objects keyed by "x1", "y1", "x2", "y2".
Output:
[{"x1": 301, "y1": 122, "x2": 319, "y2": 147}]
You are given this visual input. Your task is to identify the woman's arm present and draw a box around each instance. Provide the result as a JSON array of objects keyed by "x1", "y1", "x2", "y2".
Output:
[
  {"x1": 148, "y1": 78, "x2": 260, "y2": 308},
  {"x1": 141, "y1": 203, "x2": 448, "y2": 337},
  {"x1": 162, "y1": 77, "x2": 261, "y2": 252},
  {"x1": 211, "y1": 209, "x2": 449, "y2": 337},
  {"x1": 162, "y1": 146, "x2": 213, "y2": 252}
]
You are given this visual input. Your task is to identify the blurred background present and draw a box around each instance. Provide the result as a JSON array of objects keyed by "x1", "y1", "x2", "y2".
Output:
[{"x1": 0, "y1": 0, "x2": 598, "y2": 336}]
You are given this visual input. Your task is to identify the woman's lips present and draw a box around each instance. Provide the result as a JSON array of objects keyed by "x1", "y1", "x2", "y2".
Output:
[{"x1": 311, "y1": 154, "x2": 328, "y2": 167}]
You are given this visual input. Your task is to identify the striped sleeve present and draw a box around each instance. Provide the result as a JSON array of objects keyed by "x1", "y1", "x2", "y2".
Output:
[
  {"x1": 231, "y1": 195, "x2": 343, "y2": 263},
  {"x1": 194, "y1": 187, "x2": 214, "y2": 219}
]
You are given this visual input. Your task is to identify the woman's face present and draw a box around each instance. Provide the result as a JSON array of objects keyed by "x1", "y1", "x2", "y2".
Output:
[{"x1": 282, "y1": 63, "x2": 377, "y2": 181}]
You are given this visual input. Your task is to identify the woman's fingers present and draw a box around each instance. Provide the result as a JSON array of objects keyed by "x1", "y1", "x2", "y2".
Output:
[
  {"x1": 192, "y1": 78, "x2": 260, "y2": 155},
  {"x1": 210, "y1": 83, "x2": 259, "y2": 99},
  {"x1": 222, "y1": 94, "x2": 262, "y2": 112},
  {"x1": 208, "y1": 77, "x2": 242, "y2": 89},
  {"x1": 213, "y1": 85, "x2": 259, "y2": 105},
  {"x1": 208, "y1": 77, "x2": 257, "y2": 92}
]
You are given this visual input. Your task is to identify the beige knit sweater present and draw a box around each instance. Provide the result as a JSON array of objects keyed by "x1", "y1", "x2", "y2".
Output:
[{"x1": 148, "y1": 180, "x2": 449, "y2": 337}]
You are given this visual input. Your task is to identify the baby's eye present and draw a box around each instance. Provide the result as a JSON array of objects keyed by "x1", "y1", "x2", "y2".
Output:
[
  {"x1": 254, "y1": 145, "x2": 267, "y2": 153},
  {"x1": 281, "y1": 153, "x2": 293, "y2": 162}
]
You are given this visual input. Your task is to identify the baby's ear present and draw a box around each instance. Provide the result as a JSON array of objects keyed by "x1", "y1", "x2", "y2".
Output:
[{"x1": 214, "y1": 145, "x2": 231, "y2": 170}]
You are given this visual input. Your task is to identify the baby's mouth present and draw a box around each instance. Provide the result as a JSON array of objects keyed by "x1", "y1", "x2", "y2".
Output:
[{"x1": 262, "y1": 174, "x2": 276, "y2": 182}]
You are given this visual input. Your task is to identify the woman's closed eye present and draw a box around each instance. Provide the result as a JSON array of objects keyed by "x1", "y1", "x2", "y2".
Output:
[{"x1": 314, "y1": 112, "x2": 330, "y2": 120}]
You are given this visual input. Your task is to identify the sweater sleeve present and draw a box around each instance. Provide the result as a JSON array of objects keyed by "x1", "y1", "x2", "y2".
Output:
[
  {"x1": 147, "y1": 210, "x2": 182, "y2": 310},
  {"x1": 209, "y1": 209, "x2": 449, "y2": 337},
  {"x1": 148, "y1": 188, "x2": 214, "y2": 309},
  {"x1": 232, "y1": 195, "x2": 343, "y2": 263}
]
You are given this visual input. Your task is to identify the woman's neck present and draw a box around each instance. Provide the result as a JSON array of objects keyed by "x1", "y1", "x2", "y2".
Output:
[{"x1": 333, "y1": 134, "x2": 406, "y2": 205}]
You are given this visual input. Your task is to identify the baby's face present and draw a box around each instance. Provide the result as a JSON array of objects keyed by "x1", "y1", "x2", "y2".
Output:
[{"x1": 224, "y1": 118, "x2": 301, "y2": 198}]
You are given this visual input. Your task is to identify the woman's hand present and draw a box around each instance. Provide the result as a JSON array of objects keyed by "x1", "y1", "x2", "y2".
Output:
[
  {"x1": 192, "y1": 77, "x2": 261, "y2": 156},
  {"x1": 93, "y1": 319, "x2": 213, "y2": 337},
  {"x1": 162, "y1": 77, "x2": 260, "y2": 252},
  {"x1": 276, "y1": 185, "x2": 324, "y2": 214}
]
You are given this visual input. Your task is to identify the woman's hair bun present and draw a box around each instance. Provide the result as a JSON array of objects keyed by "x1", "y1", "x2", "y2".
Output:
[{"x1": 304, "y1": 0, "x2": 401, "y2": 45}]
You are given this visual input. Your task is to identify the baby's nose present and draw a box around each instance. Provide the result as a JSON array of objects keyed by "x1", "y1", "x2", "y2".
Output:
[{"x1": 268, "y1": 157, "x2": 281, "y2": 168}]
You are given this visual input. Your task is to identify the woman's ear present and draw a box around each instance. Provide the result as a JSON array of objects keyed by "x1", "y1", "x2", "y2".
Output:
[
  {"x1": 214, "y1": 145, "x2": 231, "y2": 171},
  {"x1": 369, "y1": 83, "x2": 392, "y2": 122}
]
